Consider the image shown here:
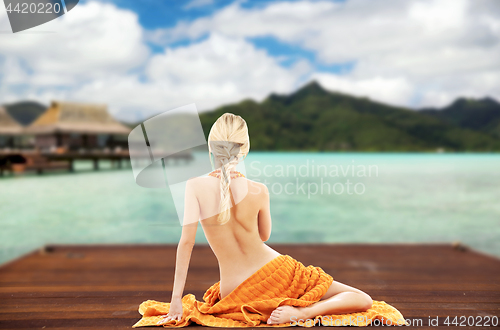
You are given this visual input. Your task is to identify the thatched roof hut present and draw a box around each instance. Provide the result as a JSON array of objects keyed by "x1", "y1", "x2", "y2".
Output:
[
  {"x1": 0, "y1": 106, "x2": 24, "y2": 135},
  {"x1": 25, "y1": 101, "x2": 131, "y2": 135}
]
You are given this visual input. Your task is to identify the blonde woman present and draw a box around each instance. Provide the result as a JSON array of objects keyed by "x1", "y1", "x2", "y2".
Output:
[{"x1": 147, "y1": 113, "x2": 401, "y2": 327}]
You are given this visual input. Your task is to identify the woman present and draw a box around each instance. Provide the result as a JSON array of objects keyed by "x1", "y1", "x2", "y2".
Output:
[{"x1": 155, "y1": 113, "x2": 375, "y2": 326}]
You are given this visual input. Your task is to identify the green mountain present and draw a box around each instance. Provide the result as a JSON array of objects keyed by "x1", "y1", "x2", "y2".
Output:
[
  {"x1": 4, "y1": 83, "x2": 500, "y2": 152},
  {"x1": 199, "y1": 81, "x2": 500, "y2": 152},
  {"x1": 421, "y1": 97, "x2": 500, "y2": 139},
  {"x1": 4, "y1": 101, "x2": 47, "y2": 126}
]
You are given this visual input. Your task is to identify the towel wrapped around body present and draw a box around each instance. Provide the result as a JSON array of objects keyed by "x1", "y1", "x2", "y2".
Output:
[{"x1": 132, "y1": 255, "x2": 405, "y2": 327}]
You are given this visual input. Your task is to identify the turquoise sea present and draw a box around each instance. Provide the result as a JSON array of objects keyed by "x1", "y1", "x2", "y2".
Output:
[{"x1": 1, "y1": 152, "x2": 499, "y2": 265}]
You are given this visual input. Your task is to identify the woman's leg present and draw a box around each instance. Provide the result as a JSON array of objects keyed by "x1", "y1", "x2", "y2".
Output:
[{"x1": 267, "y1": 280, "x2": 373, "y2": 325}]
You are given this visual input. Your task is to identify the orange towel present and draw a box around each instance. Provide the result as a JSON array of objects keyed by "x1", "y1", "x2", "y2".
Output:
[{"x1": 132, "y1": 255, "x2": 405, "y2": 327}]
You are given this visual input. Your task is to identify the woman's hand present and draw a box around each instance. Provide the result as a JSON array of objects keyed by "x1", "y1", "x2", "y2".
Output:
[{"x1": 157, "y1": 297, "x2": 183, "y2": 325}]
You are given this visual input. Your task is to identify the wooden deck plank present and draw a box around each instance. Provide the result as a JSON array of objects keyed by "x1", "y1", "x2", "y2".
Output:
[
  {"x1": 2, "y1": 300, "x2": 500, "y2": 314},
  {"x1": 1, "y1": 244, "x2": 499, "y2": 329}
]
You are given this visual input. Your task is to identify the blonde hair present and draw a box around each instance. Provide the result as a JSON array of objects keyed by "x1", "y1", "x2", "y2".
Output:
[{"x1": 208, "y1": 113, "x2": 250, "y2": 225}]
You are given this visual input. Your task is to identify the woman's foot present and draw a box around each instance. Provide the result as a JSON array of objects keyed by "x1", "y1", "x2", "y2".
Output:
[{"x1": 267, "y1": 305, "x2": 306, "y2": 325}]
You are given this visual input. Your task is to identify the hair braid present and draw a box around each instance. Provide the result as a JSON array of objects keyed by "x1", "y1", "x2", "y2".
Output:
[
  {"x1": 218, "y1": 162, "x2": 232, "y2": 224},
  {"x1": 208, "y1": 113, "x2": 250, "y2": 225}
]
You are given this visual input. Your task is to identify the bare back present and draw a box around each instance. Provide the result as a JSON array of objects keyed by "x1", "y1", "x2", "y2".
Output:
[{"x1": 191, "y1": 176, "x2": 281, "y2": 299}]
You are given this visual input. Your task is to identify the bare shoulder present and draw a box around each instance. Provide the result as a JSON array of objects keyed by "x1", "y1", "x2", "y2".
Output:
[
  {"x1": 186, "y1": 176, "x2": 204, "y2": 185},
  {"x1": 244, "y1": 178, "x2": 269, "y2": 197},
  {"x1": 185, "y1": 176, "x2": 212, "y2": 192}
]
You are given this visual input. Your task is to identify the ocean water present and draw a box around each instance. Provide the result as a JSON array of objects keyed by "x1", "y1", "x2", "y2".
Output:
[{"x1": 1, "y1": 152, "x2": 499, "y2": 265}]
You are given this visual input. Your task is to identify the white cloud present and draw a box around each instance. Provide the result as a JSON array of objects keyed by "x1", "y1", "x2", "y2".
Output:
[
  {"x1": 0, "y1": 1, "x2": 149, "y2": 85},
  {"x1": 312, "y1": 73, "x2": 414, "y2": 107},
  {"x1": 149, "y1": 0, "x2": 500, "y2": 108},
  {"x1": 145, "y1": 33, "x2": 308, "y2": 102},
  {"x1": 71, "y1": 33, "x2": 310, "y2": 120},
  {"x1": 183, "y1": 0, "x2": 214, "y2": 10},
  {"x1": 0, "y1": 1, "x2": 309, "y2": 120},
  {"x1": 1, "y1": 0, "x2": 499, "y2": 119},
  {"x1": 0, "y1": 57, "x2": 30, "y2": 85},
  {"x1": 0, "y1": 29, "x2": 309, "y2": 121}
]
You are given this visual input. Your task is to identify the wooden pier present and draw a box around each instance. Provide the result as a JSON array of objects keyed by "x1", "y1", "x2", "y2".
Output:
[
  {"x1": 0, "y1": 149, "x2": 131, "y2": 175},
  {"x1": 0, "y1": 149, "x2": 193, "y2": 175},
  {"x1": 0, "y1": 244, "x2": 499, "y2": 329}
]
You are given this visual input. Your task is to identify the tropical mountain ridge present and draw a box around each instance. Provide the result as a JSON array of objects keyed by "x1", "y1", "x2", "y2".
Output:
[
  {"x1": 3, "y1": 81, "x2": 500, "y2": 151},
  {"x1": 199, "y1": 82, "x2": 500, "y2": 151}
]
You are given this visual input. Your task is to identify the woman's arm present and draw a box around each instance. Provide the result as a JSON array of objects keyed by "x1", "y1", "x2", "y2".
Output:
[
  {"x1": 257, "y1": 183, "x2": 272, "y2": 242},
  {"x1": 158, "y1": 179, "x2": 199, "y2": 324},
  {"x1": 171, "y1": 221, "x2": 198, "y2": 299}
]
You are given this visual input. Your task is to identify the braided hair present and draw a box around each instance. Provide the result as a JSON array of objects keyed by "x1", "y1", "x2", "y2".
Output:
[{"x1": 208, "y1": 114, "x2": 250, "y2": 225}]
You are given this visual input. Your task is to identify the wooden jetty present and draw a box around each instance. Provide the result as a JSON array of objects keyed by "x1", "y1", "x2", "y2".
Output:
[
  {"x1": 0, "y1": 149, "x2": 194, "y2": 176},
  {"x1": 0, "y1": 244, "x2": 498, "y2": 329},
  {"x1": 0, "y1": 149, "x2": 131, "y2": 175},
  {"x1": 0, "y1": 100, "x2": 134, "y2": 176},
  {"x1": 0, "y1": 100, "x2": 196, "y2": 176}
]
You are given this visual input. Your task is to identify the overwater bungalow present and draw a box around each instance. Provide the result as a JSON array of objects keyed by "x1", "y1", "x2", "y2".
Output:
[
  {"x1": 24, "y1": 101, "x2": 131, "y2": 153},
  {"x1": 0, "y1": 106, "x2": 25, "y2": 150}
]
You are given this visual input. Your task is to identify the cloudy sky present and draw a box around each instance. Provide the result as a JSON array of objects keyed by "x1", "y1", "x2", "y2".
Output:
[{"x1": 0, "y1": 0, "x2": 499, "y2": 122}]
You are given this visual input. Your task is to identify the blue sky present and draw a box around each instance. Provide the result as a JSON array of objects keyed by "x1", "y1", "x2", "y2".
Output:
[
  {"x1": 92, "y1": 0, "x2": 341, "y2": 29},
  {"x1": 1, "y1": 0, "x2": 499, "y2": 121},
  {"x1": 87, "y1": 0, "x2": 354, "y2": 73},
  {"x1": 93, "y1": 0, "x2": 235, "y2": 29}
]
